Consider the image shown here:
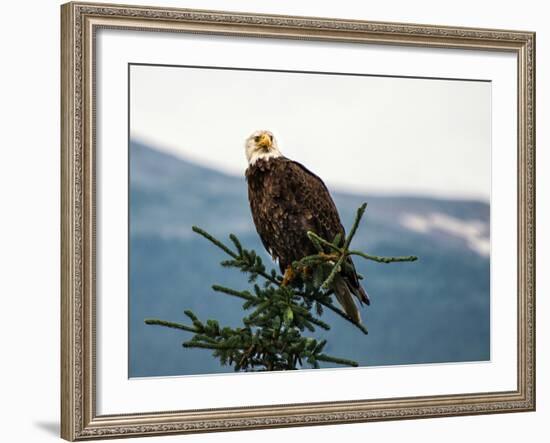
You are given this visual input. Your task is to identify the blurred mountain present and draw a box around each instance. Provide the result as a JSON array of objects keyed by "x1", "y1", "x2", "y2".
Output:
[{"x1": 129, "y1": 140, "x2": 490, "y2": 377}]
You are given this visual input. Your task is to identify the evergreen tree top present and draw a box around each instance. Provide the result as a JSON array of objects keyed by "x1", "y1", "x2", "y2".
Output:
[{"x1": 146, "y1": 203, "x2": 417, "y2": 372}]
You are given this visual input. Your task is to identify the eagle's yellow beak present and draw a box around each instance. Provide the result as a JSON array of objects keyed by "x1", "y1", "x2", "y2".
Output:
[{"x1": 257, "y1": 133, "x2": 272, "y2": 150}]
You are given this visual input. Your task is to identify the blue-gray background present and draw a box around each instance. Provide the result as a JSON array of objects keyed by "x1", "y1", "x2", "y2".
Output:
[{"x1": 129, "y1": 140, "x2": 490, "y2": 377}]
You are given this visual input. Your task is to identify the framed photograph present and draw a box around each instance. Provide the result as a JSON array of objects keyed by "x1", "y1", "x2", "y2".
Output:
[{"x1": 61, "y1": 2, "x2": 536, "y2": 440}]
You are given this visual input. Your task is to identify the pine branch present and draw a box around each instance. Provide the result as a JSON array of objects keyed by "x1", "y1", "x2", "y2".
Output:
[
  {"x1": 306, "y1": 232, "x2": 340, "y2": 253},
  {"x1": 144, "y1": 319, "x2": 198, "y2": 333},
  {"x1": 301, "y1": 203, "x2": 417, "y2": 291},
  {"x1": 319, "y1": 301, "x2": 369, "y2": 335},
  {"x1": 146, "y1": 203, "x2": 417, "y2": 372},
  {"x1": 348, "y1": 251, "x2": 418, "y2": 263},
  {"x1": 344, "y1": 202, "x2": 368, "y2": 250},
  {"x1": 317, "y1": 354, "x2": 359, "y2": 367},
  {"x1": 192, "y1": 226, "x2": 238, "y2": 258},
  {"x1": 193, "y1": 225, "x2": 283, "y2": 286},
  {"x1": 183, "y1": 342, "x2": 239, "y2": 350},
  {"x1": 211, "y1": 284, "x2": 257, "y2": 301}
]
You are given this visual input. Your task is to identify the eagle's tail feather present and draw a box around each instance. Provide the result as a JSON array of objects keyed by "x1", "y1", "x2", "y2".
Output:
[
  {"x1": 354, "y1": 284, "x2": 371, "y2": 306},
  {"x1": 343, "y1": 257, "x2": 370, "y2": 306},
  {"x1": 333, "y1": 274, "x2": 362, "y2": 324}
]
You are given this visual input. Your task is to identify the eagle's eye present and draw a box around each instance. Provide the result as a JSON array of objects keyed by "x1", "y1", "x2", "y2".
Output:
[{"x1": 254, "y1": 136, "x2": 260, "y2": 143}]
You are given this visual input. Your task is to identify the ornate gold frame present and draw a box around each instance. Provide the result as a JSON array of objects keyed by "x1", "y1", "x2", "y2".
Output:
[{"x1": 61, "y1": 2, "x2": 536, "y2": 440}]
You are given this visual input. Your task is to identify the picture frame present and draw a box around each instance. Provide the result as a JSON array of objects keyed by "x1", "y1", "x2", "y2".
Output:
[{"x1": 61, "y1": 1, "x2": 536, "y2": 440}]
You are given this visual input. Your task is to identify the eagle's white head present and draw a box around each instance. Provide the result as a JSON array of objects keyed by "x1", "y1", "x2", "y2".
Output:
[{"x1": 245, "y1": 130, "x2": 282, "y2": 166}]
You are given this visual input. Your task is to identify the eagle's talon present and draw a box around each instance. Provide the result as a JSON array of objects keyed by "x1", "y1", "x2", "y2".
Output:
[{"x1": 282, "y1": 266, "x2": 295, "y2": 286}]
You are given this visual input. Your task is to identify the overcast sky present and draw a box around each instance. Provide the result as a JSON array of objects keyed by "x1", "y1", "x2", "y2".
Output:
[{"x1": 130, "y1": 64, "x2": 491, "y2": 201}]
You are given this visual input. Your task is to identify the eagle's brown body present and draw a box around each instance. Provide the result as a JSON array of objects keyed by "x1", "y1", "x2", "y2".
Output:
[{"x1": 245, "y1": 156, "x2": 369, "y2": 322}]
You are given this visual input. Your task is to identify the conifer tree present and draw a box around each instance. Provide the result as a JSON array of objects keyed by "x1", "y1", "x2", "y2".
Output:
[{"x1": 145, "y1": 203, "x2": 417, "y2": 371}]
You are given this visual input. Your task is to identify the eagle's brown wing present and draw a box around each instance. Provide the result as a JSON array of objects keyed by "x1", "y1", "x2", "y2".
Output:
[
  {"x1": 288, "y1": 161, "x2": 370, "y2": 307},
  {"x1": 246, "y1": 157, "x2": 369, "y2": 314},
  {"x1": 284, "y1": 159, "x2": 346, "y2": 252},
  {"x1": 247, "y1": 157, "x2": 343, "y2": 271}
]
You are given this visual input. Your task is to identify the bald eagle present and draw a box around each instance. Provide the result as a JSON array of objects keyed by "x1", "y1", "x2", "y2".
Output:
[{"x1": 245, "y1": 130, "x2": 370, "y2": 323}]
